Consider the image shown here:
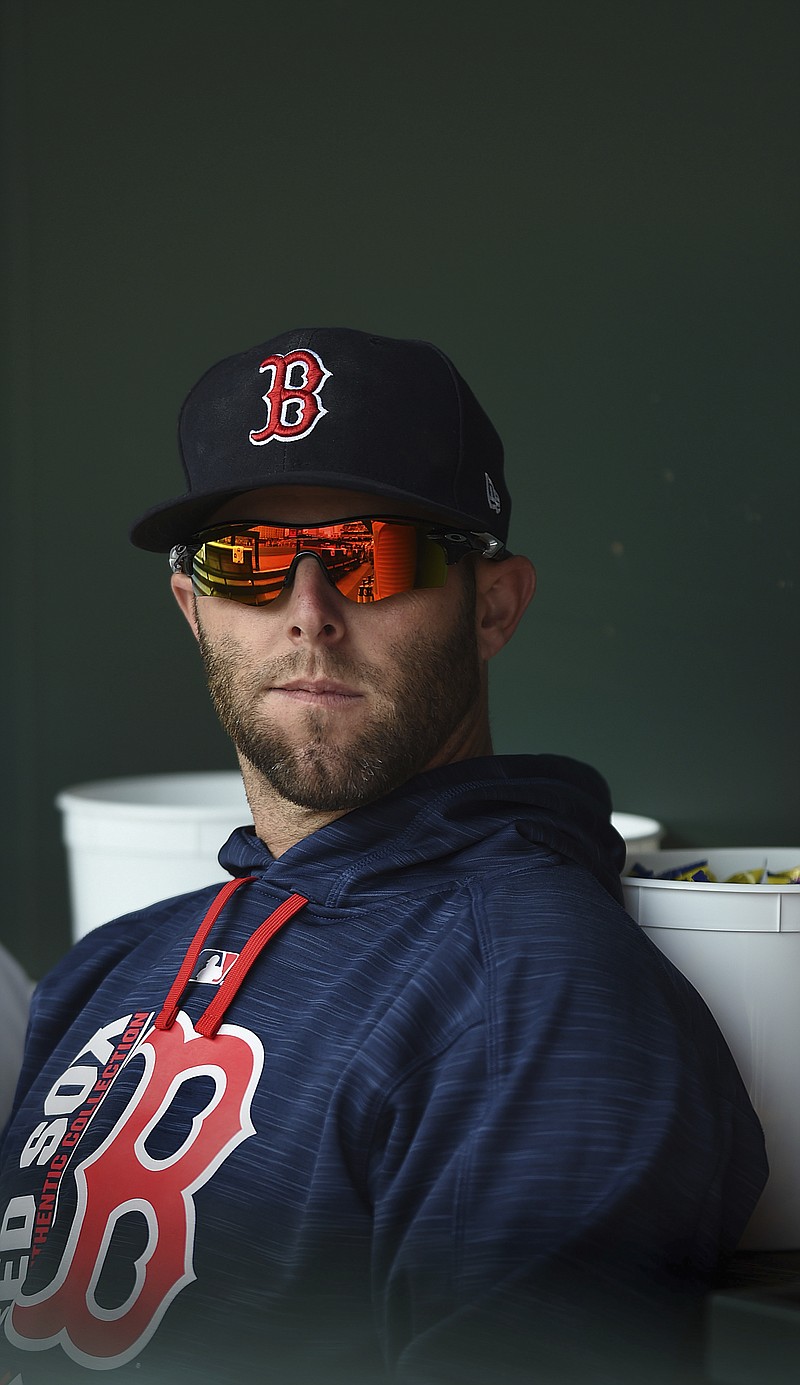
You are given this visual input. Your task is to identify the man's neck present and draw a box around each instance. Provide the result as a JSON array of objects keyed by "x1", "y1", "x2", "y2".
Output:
[
  {"x1": 242, "y1": 773, "x2": 350, "y2": 859},
  {"x1": 237, "y1": 715, "x2": 495, "y2": 859}
]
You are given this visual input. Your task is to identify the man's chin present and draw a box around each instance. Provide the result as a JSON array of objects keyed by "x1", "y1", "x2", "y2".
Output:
[{"x1": 237, "y1": 741, "x2": 394, "y2": 814}]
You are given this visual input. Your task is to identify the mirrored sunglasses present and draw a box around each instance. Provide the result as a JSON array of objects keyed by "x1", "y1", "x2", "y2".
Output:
[{"x1": 169, "y1": 516, "x2": 505, "y2": 606}]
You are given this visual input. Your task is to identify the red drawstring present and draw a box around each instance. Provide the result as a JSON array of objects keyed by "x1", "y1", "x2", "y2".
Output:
[
  {"x1": 156, "y1": 877, "x2": 253, "y2": 1031},
  {"x1": 155, "y1": 877, "x2": 307, "y2": 1036},
  {"x1": 196, "y1": 891, "x2": 308, "y2": 1037}
]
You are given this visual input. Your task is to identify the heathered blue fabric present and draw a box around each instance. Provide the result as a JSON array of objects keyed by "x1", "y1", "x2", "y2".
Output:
[{"x1": 0, "y1": 755, "x2": 767, "y2": 1384}]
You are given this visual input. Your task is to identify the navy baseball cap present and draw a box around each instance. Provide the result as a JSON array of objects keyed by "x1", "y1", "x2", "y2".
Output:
[{"x1": 129, "y1": 326, "x2": 511, "y2": 551}]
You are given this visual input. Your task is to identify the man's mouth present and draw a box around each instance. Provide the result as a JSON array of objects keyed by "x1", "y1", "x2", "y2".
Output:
[{"x1": 269, "y1": 679, "x2": 364, "y2": 706}]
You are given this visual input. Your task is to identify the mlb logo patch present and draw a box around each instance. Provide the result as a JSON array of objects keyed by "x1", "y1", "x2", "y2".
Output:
[{"x1": 192, "y1": 950, "x2": 239, "y2": 985}]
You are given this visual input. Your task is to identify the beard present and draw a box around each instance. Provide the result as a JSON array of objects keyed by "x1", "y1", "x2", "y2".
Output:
[{"x1": 195, "y1": 573, "x2": 481, "y2": 813}]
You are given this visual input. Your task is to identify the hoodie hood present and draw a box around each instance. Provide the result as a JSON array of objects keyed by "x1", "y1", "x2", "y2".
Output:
[{"x1": 217, "y1": 754, "x2": 627, "y2": 907}]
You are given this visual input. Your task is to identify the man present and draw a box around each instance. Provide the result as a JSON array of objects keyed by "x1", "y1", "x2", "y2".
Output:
[{"x1": 0, "y1": 327, "x2": 767, "y2": 1384}]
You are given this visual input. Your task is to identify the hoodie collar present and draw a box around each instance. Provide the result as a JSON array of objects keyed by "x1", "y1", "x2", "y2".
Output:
[{"x1": 218, "y1": 755, "x2": 626, "y2": 908}]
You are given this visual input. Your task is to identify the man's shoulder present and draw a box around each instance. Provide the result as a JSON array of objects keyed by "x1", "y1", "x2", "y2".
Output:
[
  {"x1": 468, "y1": 847, "x2": 625, "y2": 932},
  {"x1": 35, "y1": 882, "x2": 225, "y2": 1006},
  {"x1": 464, "y1": 850, "x2": 680, "y2": 997}
]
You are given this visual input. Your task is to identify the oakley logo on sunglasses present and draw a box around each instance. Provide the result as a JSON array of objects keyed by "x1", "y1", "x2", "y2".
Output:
[{"x1": 249, "y1": 349, "x2": 332, "y2": 446}]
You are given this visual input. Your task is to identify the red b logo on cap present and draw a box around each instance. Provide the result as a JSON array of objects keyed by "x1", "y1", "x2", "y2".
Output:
[{"x1": 249, "y1": 349, "x2": 331, "y2": 445}]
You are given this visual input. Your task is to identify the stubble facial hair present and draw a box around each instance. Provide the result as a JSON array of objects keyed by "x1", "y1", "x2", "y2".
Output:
[{"x1": 194, "y1": 570, "x2": 481, "y2": 813}]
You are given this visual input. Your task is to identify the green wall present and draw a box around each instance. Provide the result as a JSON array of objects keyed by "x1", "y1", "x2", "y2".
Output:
[{"x1": 2, "y1": 0, "x2": 798, "y2": 977}]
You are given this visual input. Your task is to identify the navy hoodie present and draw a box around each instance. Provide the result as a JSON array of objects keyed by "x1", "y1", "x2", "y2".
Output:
[{"x1": 0, "y1": 756, "x2": 767, "y2": 1384}]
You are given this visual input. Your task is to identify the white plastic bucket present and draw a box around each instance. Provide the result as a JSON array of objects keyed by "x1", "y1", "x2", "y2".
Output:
[
  {"x1": 623, "y1": 848, "x2": 800, "y2": 1250},
  {"x1": 56, "y1": 772, "x2": 252, "y2": 941},
  {"x1": 610, "y1": 812, "x2": 664, "y2": 860}
]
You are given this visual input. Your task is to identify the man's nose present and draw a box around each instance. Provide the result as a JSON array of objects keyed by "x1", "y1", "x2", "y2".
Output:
[{"x1": 281, "y1": 552, "x2": 348, "y2": 646}]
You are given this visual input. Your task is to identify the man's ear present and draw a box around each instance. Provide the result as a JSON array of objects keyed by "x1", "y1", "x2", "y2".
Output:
[
  {"x1": 474, "y1": 555, "x2": 536, "y2": 661},
  {"x1": 170, "y1": 573, "x2": 200, "y2": 640}
]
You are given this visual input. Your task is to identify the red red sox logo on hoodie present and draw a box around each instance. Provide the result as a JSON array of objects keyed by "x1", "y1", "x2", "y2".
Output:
[
  {"x1": 3, "y1": 1010, "x2": 264, "y2": 1371},
  {"x1": 248, "y1": 348, "x2": 332, "y2": 445},
  {"x1": 2, "y1": 863, "x2": 306, "y2": 1375}
]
